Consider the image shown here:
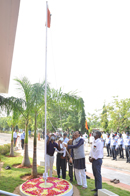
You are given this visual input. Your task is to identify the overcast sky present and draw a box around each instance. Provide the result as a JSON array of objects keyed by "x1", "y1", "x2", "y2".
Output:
[{"x1": 9, "y1": 0, "x2": 130, "y2": 115}]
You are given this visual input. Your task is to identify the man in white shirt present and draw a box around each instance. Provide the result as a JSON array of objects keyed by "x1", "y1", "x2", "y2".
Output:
[
  {"x1": 89, "y1": 131, "x2": 103, "y2": 196},
  {"x1": 20, "y1": 131, "x2": 25, "y2": 149},
  {"x1": 13, "y1": 130, "x2": 17, "y2": 146},
  {"x1": 63, "y1": 132, "x2": 69, "y2": 144}
]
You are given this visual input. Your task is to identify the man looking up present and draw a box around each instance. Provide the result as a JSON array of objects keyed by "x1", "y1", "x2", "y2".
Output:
[
  {"x1": 89, "y1": 131, "x2": 103, "y2": 196},
  {"x1": 63, "y1": 132, "x2": 69, "y2": 144},
  {"x1": 46, "y1": 134, "x2": 60, "y2": 177},
  {"x1": 65, "y1": 130, "x2": 87, "y2": 189}
]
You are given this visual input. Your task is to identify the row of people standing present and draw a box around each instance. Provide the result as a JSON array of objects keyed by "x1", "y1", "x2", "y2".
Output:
[
  {"x1": 13, "y1": 130, "x2": 25, "y2": 149},
  {"x1": 105, "y1": 132, "x2": 130, "y2": 163}
]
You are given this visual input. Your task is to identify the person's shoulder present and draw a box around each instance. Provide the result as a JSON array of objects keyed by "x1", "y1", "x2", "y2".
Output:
[{"x1": 68, "y1": 139, "x2": 72, "y2": 144}]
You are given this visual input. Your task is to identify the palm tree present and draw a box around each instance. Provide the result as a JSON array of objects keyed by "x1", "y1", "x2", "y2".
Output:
[
  {"x1": 31, "y1": 82, "x2": 45, "y2": 177},
  {"x1": 14, "y1": 77, "x2": 33, "y2": 166},
  {"x1": 47, "y1": 88, "x2": 83, "y2": 131},
  {"x1": 0, "y1": 95, "x2": 23, "y2": 156}
]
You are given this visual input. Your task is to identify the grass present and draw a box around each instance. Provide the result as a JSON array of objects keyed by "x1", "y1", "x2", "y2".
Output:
[{"x1": 0, "y1": 154, "x2": 130, "y2": 196}]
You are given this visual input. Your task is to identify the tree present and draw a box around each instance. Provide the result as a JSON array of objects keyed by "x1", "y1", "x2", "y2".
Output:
[
  {"x1": 14, "y1": 77, "x2": 33, "y2": 166},
  {"x1": 0, "y1": 96, "x2": 23, "y2": 156},
  {"x1": 100, "y1": 104, "x2": 109, "y2": 132},
  {"x1": 31, "y1": 82, "x2": 45, "y2": 177},
  {"x1": 107, "y1": 97, "x2": 130, "y2": 132}
]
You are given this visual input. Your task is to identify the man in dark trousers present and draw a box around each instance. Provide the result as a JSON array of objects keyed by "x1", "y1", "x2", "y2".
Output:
[
  {"x1": 56, "y1": 137, "x2": 67, "y2": 179},
  {"x1": 123, "y1": 132, "x2": 130, "y2": 163},
  {"x1": 67, "y1": 133, "x2": 75, "y2": 182},
  {"x1": 65, "y1": 130, "x2": 87, "y2": 189},
  {"x1": 106, "y1": 133, "x2": 111, "y2": 157},
  {"x1": 20, "y1": 131, "x2": 25, "y2": 149},
  {"x1": 89, "y1": 131, "x2": 103, "y2": 196}
]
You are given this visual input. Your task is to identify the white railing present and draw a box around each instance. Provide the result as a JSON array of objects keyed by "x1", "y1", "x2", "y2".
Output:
[{"x1": 0, "y1": 190, "x2": 20, "y2": 196}]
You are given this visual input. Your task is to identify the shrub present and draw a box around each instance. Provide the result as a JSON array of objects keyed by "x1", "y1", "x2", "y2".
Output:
[{"x1": 0, "y1": 144, "x2": 10, "y2": 155}]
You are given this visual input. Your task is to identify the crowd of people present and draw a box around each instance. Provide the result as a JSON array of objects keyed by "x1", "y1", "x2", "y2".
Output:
[
  {"x1": 46, "y1": 130, "x2": 104, "y2": 196},
  {"x1": 12, "y1": 128, "x2": 130, "y2": 196},
  {"x1": 89, "y1": 131, "x2": 130, "y2": 163}
]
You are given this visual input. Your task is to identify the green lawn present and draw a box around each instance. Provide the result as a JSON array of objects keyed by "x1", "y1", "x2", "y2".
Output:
[{"x1": 0, "y1": 154, "x2": 130, "y2": 196}]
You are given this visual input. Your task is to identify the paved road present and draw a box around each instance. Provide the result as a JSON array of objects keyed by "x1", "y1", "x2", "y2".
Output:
[{"x1": 0, "y1": 133, "x2": 130, "y2": 190}]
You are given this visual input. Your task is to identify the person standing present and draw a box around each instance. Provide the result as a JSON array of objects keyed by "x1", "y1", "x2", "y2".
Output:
[
  {"x1": 106, "y1": 133, "x2": 111, "y2": 157},
  {"x1": 29, "y1": 130, "x2": 31, "y2": 138},
  {"x1": 63, "y1": 132, "x2": 69, "y2": 144},
  {"x1": 110, "y1": 134, "x2": 117, "y2": 160},
  {"x1": 67, "y1": 133, "x2": 75, "y2": 182},
  {"x1": 55, "y1": 138, "x2": 67, "y2": 179},
  {"x1": 66, "y1": 131, "x2": 87, "y2": 189},
  {"x1": 13, "y1": 130, "x2": 17, "y2": 146},
  {"x1": 17, "y1": 130, "x2": 21, "y2": 148},
  {"x1": 46, "y1": 134, "x2": 60, "y2": 177},
  {"x1": 89, "y1": 131, "x2": 103, "y2": 196},
  {"x1": 117, "y1": 133, "x2": 124, "y2": 158},
  {"x1": 20, "y1": 131, "x2": 25, "y2": 149},
  {"x1": 123, "y1": 132, "x2": 130, "y2": 163}
]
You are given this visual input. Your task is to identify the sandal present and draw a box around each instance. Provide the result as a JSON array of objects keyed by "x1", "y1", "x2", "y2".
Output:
[
  {"x1": 110, "y1": 178, "x2": 116, "y2": 182},
  {"x1": 114, "y1": 179, "x2": 120, "y2": 184}
]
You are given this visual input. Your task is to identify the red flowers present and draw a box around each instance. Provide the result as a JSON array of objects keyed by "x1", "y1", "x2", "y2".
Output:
[{"x1": 21, "y1": 177, "x2": 70, "y2": 196}]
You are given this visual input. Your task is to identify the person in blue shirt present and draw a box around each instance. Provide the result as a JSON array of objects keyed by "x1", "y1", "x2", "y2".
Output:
[
  {"x1": 123, "y1": 132, "x2": 130, "y2": 163},
  {"x1": 63, "y1": 132, "x2": 69, "y2": 144},
  {"x1": 28, "y1": 130, "x2": 31, "y2": 138}
]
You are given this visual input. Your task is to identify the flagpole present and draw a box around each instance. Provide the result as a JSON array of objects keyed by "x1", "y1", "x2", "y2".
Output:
[{"x1": 44, "y1": 0, "x2": 48, "y2": 185}]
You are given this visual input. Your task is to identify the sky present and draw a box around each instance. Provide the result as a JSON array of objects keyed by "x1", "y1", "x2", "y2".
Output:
[{"x1": 8, "y1": 0, "x2": 130, "y2": 115}]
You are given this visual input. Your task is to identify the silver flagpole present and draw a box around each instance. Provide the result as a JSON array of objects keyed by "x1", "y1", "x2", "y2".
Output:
[{"x1": 43, "y1": 0, "x2": 48, "y2": 185}]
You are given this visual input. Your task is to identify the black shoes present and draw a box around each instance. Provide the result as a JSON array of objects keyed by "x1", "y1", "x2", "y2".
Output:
[
  {"x1": 91, "y1": 188, "x2": 97, "y2": 191},
  {"x1": 86, "y1": 175, "x2": 91, "y2": 179}
]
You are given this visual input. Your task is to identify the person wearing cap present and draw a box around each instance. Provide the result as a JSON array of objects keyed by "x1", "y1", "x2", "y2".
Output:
[
  {"x1": 106, "y1": 133, "x2": 111, "y2": 157},
  {"x1": 123, "y1": 132, "x2": 130, "y2": 163},
  {"x1": 47, "y1": 134, "x2": 60, "y2": 177},
  {"x1": 65, "y1": 130, "x2": 87, "y2": 189},
  {"x1": 63, "y1": 132, "x2": 69, "y2": 144},
  {"x1": 110, "y1": 134, "x2": 117, "y2": 160},
  {"x1": 56, "y1": 137, "x2": 67, "y2": 179},
  {"x1": 117, "y1": 133, "x2": 124, "y2": 158},
  {"x1": 89, "y1": 131, "x2": 103, "y2": 196}
]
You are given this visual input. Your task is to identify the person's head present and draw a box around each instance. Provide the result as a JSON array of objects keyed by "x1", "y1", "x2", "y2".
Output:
[
  {"x1": 50, "y1": 134, "x2": 55, "y2": 142},
  {"x1": 126, "y1": 132, "x2": 129, "y2": 137},
  {"x1": 75, "y1": 130, "x2": 80, "y2": 139},
  {"x1": 72, "y1": 133, "x2": 76, "y2": 140},
  {"x1": 119, "y1": 133, "x2": 122, "y2": 138},
  {"x1": 114, "y1": 132, "x2": 117, "y2": 136},
  {"x1": 63, "y1": 132, "x2": 67, "y2": 139},
  {"x1": 59, "y1": 137, "x2": 63, "y2": 143},
  {"x1": 112, "y1": 134, "x2": 115, "y2": 138},
  {"x1": 107, "y1": 133, "x2": 110, "y2": 138},
  {"x1": 94, "y1": 131, "x2": 101, "y2": 140}
]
